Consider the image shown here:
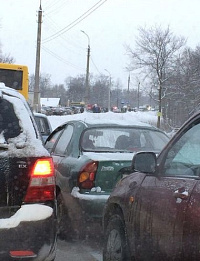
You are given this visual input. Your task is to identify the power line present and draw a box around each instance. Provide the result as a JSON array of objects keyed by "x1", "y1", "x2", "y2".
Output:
[
  {"x1": 90, "y1": 56, "x2": 101, "y2": 74},
  {"x1": 44, "y1": 0, "x2": 70, "y2": 16},
  {"x1": 43, "y1": 0, "x2": 67, "y2": 11},
  {"x1": 42, "y1": 0, "x2": 108, "y2": 44},
  {"x1": 42, "y1": 46, "x2": 85, "y2": 71},
  {"x1": 44, "y1": 14, "x2": 84, "y2": 50},
  {"x1": 42, "y1": 45, "x2": 102, "y2": 76},
  {"x1": 43, "y1": 0, "x2": 105, "y2": 41}
]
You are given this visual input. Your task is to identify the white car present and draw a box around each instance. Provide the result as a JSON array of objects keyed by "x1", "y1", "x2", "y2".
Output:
[{"x1": 34, "y1": 112, "x2": 52, "y2": 143}]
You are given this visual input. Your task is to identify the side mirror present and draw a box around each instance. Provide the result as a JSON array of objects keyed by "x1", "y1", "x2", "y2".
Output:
[{"x1": 132, "y1": 151, "x2": 157, "y2": 174}]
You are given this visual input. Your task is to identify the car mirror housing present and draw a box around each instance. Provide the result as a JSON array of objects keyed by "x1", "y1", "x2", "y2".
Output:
[{"x1": 132, "y1": 151, "x2": 157, "y2": 174}]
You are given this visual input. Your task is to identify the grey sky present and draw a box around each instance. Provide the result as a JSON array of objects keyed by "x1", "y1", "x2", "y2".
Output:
[{"x1": 1, "y1": 0, "x2": 200, "y2": 89}]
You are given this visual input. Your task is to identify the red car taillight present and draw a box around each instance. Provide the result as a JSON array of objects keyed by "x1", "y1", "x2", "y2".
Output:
[
  {"x1": 24, "y1": 158, "x2": 55, "y2": 203},
  {"x1": 78, "y1": 161, "x2": 98, "y2": 189}
]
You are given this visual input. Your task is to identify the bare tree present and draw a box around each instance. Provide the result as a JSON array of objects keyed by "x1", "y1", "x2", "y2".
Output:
[
  {"x1": 125, "y1": 25, "x2": 186, "y2": 128},
  {"x1": 65, "y1": 75, "x2": 85, "y2": 103},
  {"x1": 29, "y1": 73, "x2": 52, "y2": 93},
  {"x1": 0, "y1": 42, "x2": 15, "y2": 63},
  {"x1": 167, "y1": 46, "x2": 200, "y2": 125},
  {"x1": 0, "y1": 33, "x2": 15, "y2": 63},
  {"x1": 0, "y1": 54, "x2": 15, "y2": 63}
]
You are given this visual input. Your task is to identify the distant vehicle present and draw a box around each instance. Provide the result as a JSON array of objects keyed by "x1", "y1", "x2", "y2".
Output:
[
  {"x1": 51, "y1": 107, "x2": 65, "y2": 116},
  {"x1": 103, "y1": 110, "x2": 200, "y2": 261},
  {"x1": 139, "y1": 104, "x2": 151, "y2": 111},
  {"x1": 34, "y1": 112, "x2": 52, "y2": 143},
  {"x1": 112, "y1": 106, "x2": 121, "y2": 113},
  {"x1": 0, "y1": 63, "x2": 29, "y2": 100},
  {"x1": 44, "y1": 119, "x2": 169, "y2": 240},
  {"x1": 70, "y1": 102, "x2": 85, "y2": 114},
  {"x1": 41, "y1": 106, "x2": 48, "y2": 114},
  {"x1": 86, "y1": 104, "x2": 93, "y2": 111},
  {"x1": 64, "y1": 106, "x2": 72, "y2": 115},
  {"x1": 71, "y1": 106, "x2": 80, "y2": 114},
  {"x1": 0, "y1": 83, "x2": 57, "y2": 261},
  {"x1": 70, "y1": 101, "x2": 85, "y2": 107},
  {"x1": 41, "y1": 106, "x2": 54, "y2": 116}
]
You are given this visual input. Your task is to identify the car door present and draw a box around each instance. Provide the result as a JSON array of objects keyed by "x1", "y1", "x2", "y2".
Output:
[
  {"x1": 131, "y1": 120, "x2": 200, "y2": 260},
  {"x1": 47, "y1": 124, "x2": 74, "y2": 181},
  {"x1": 167, "y1": 121, "x2": 200, "y2": 259}
]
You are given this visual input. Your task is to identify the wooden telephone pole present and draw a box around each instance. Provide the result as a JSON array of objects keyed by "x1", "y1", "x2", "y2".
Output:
[
  {"x1": 81, "y1": 30, "x2": 90, "y2": 105},
  {"x1": 34, "y1": 1, "x2": 42, "y2": 112}
]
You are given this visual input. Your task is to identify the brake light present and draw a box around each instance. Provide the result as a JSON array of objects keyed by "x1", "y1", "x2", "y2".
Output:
[
  {"x1": 10, "y1": 251, "x2": 36, "y2": 258},
  {"x1": 32, "y1": 159, "x2": 54, "y2": 176},
  {"x1": 24, "y1": 158, "x2": 55, "y2": 203},
  {"x1": 78, "y1": 161, "x2": 98, "y2": 189}
]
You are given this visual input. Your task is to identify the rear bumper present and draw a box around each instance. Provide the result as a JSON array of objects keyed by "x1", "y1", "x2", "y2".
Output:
[
  {"x1": 71, "y1": 187, "x2": 110, "y2": 220},
  {"x1": 0, "y1": 204, "x2": 57, "y2": 260}
]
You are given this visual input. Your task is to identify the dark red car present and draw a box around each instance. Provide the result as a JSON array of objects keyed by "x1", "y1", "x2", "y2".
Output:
[{"x1": 103, "y1": 110, "x2": 200, "y2": 261}]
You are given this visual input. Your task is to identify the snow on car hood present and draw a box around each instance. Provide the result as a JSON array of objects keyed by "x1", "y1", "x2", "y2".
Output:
[
  {"x1": 83, "y1": 151, "x2": 135, "y2": 161},
  {"x1": 0, "y1": 204, "x2": 53, "y2": 229}
]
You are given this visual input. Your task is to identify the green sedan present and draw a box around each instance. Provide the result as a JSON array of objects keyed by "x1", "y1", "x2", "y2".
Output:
[{"x1": 45, "y1": 119, "x2": 169, "y2": 239}]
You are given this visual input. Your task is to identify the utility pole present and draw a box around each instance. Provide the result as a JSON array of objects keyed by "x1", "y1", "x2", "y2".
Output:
[
  {"x1": 34, "y1": 1, "x2": 42, "y2": 112},
  {"x1": 128, "y1": 73, "x2": 130, "y2": 92},
  {"x1": 81, "y1": 30, "x2": 90, "y2": 105},
  {"x1": 127, "y1": 72, "x2": 130, "y2": 107},
  {"x1": 105, "y1": 69, "x2": 111, "y2": 111},
  {"x1": 85, "y1": 44, "x2": 90, "y2": 104},
  {"x1": 138, "y1": 81, "x2": 140, "y2": 110},
  {"x1": 157, "y1": 81, "x2": 162, "y2": 128}
]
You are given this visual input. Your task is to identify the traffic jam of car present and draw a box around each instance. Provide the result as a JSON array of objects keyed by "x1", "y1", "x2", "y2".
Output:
[
  {"x1": 31, "y1": 103, "x2": 200, "y2": 261},
  {"x1": 2, "y1": 83, "x2": 200, "y2": 261}
]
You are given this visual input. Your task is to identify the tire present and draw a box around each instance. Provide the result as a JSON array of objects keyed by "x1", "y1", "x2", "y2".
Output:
[
  {"x1": 103, "y1": 214, "x2": 131, "y2": 261},
  {"x1": 57, "y1": 194, "x2": 72, "y2": 240}
]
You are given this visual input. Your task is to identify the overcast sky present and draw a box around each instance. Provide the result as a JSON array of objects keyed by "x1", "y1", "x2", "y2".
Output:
[{"x1": 1, "y1": 0, "x2": 200, "y2": 90}]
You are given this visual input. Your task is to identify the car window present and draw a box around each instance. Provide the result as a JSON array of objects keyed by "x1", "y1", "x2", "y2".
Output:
[
  {"x1": 34, "y1": 116, "x2": 51, "y2": 135},
  {"x1": 81, "y1": 127, "x2": 169, "y2": 152},
  {"x1": 45, "y1": 128, "x2": 63, "y2": 153},
  {"x1": 145, "y1": 130, "x2": 169, "y2": 150},
  {"x1": 54, "y1": 124, "x2": 73, "y2": 155},
  {"x1": 0, "y1": 98, "x2": 22, "y2": 142},
  {"x1": 163, "y1": 122, "x2": 200, "y2": 177}
]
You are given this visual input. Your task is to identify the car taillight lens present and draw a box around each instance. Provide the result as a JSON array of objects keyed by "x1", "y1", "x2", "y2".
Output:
[
  {"x1": 78, "y1": 161, "x2": 98, "y2": 189},
  {"x1": 24, "y1": 158, "x2": 55, "y2": 202}
]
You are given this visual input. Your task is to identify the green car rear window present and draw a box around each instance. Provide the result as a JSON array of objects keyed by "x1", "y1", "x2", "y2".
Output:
[{"x1": 81, "y1": 127, "x2": 169, "y2": 152}]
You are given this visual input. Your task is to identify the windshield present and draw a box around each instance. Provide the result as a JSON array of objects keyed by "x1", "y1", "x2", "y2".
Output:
[{"x1": 81, "y1": 127, "x2": 169, "y2": 152}]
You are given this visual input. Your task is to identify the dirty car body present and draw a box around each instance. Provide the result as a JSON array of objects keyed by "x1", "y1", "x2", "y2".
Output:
[
  {"x1": 0, "y1": 84, "x2": 57, "y2": 261},
  {"x1": 103, "y1": 111, "x2": 200, "y2": 261},
  {"x1": 45, "y1": 118, "x2": 169, "y2": 239}
]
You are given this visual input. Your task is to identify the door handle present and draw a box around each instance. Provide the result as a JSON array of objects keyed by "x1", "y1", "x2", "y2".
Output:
[{"x1": 174, "y1": 187, "x2": 189, "y2": 200}]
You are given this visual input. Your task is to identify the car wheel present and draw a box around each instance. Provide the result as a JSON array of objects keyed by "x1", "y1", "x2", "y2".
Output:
[
  {"x1": 57, "y1": 194, "x2": 72, "y2": 240},
  {"x1": 103, "y1": 214, "x2": 131, "y2": 261}
]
